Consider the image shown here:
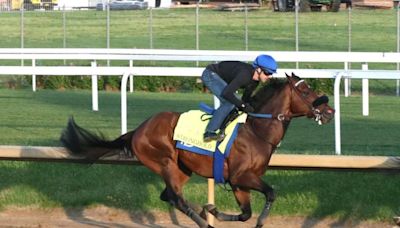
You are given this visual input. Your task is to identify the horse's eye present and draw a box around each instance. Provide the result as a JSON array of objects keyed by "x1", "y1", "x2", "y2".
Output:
[{"x1": 302, "y1": 91, "x2": 310, "y2": 97}]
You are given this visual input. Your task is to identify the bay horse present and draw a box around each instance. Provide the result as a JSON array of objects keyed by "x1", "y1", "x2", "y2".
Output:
[{"x1": 60, "y1": 73, "x2": 334, "y2": 228}]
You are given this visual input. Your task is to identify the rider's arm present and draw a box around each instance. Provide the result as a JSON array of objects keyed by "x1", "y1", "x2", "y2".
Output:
[
  {"x1": 242, "y1": 82, "x2": 258, "y2": 103},
  {"x1": 221, "y1": 72, "x2": 252, "y2": 108}
]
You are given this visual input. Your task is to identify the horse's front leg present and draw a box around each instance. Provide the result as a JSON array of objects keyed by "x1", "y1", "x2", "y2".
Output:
[
  {"x1": 230, "y1": 173, "x2": 276, "y2": 228},
  {"x1": 201, "y1": 187, "x2": 252, "y2": 222}
]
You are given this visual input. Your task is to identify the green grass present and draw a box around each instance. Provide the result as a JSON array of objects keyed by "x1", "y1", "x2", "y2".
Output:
[
  {"x1": 0, "y1": 88, "x2": 399, "y2": 223},
  {"x1": 0, "y1": 8, "x2": 399, "y2": 62}
]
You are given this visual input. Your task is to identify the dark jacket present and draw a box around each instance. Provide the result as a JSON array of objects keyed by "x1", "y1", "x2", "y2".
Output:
[{"x1": 206, "y1": 61, "x2": 258, "y2": 107}]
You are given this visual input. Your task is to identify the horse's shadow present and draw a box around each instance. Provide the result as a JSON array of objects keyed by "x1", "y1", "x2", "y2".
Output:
[
  {"x1": 0, "y1": 161, "x2": 199, "y2": 227},
  {"x1": 261, "y1": 169, "x2": 399, "y2": 227}
]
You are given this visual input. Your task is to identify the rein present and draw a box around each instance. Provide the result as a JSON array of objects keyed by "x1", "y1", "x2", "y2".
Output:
[
  {"x1": 247, "y1": 112, "x2": 304, "y2": 121},
  {"x1": 247, "y1": 79, "x2": 311, "y2": 121}
]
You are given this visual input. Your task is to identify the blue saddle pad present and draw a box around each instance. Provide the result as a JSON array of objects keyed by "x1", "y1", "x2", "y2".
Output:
[
  {"x1": 174, "y1": 102, "x2": 245, "y2": 183},
  {"x1": 176, "y1": 123, "x2": 241, "y2": 184}
]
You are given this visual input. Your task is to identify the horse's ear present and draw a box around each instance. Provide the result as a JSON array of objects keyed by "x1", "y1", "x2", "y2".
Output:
[
  {"x1": 291, "y1": 72, "x2": 301, "y2": 80},
  {"x1": 285, "y1": 72, "x2": 290, "y2": 77}
]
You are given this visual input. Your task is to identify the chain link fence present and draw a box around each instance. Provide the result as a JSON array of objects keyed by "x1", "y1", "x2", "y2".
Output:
[
  {"x1": 0, "y1": 1, "x2": 399, "y2": 93},
  {"x1": 0, "y1": 2, "x2": 398, "y2": 52}
]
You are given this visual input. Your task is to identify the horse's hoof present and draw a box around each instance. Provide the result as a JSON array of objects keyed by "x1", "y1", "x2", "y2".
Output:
[
  {"x1": 207, "y1": 225, "x2": 214, "y2": 228},
  {"x1": 200, "y1": 204, "x2": 216, "y2": 220},
  {"x1": 199, "y1": 209, "x2": 207, "y2": 220},
  {"x1": 203, "y1": 204, "x2": 216, "y2": 212},
  {"x1": 393, "y1": 216, "x2": 400, "y2": 225}
]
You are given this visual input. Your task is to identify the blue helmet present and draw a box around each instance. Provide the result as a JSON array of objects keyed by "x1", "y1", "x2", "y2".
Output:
[{"x1": 252, "y1": 55, "x2": 278, "y2": 74}]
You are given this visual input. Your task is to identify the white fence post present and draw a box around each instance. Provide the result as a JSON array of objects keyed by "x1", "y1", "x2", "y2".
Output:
[
  {"x1": 334, "y1": 73, "x2": 342, "y2": 155},
  {"x1": 129, "y1": 60, "x2": 134, "y2": 93},
  {"x1": 91, "y1": 61, "x2": 99, "y2": 111},
  {"x1": 206, "y1": 95, "x2": 220, "y2": 226},
  {"x1": 121, "y1": 72, "x2": 131, "y2": 134},
  {"x1": 362, "y1": 64, "x2": 369, "y2": 116},
  {"x1": 344, "y1": 62, "x2": 349, "y2": 97},
  {"x1": 32, "y1": 59, "x2": 36, "y2": 92}
]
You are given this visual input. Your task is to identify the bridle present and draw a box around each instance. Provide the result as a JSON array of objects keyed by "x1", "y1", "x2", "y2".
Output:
[
  {"x1": 287, "y1": 78, "x2": 330, "y2": 125},
  {"x1": 247, "y1": 76, "x2": 330, "y2": 146},
  {"x1": 248, "y1": 77, "x2": 328, "y2": 122}
]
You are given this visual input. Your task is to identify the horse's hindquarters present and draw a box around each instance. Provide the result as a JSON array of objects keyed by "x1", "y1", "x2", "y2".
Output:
[{"x1": 131, "y1": 112, "x2": 180, "y2": 174}]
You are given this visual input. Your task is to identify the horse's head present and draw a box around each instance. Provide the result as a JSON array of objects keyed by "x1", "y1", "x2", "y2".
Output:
[{"x1": 286, "y1": 72, "x2": 335, "y2": 125}]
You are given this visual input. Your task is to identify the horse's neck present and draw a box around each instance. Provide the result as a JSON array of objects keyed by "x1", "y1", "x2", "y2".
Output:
[
  {"x1": 247, "y1": 85, "x2": 292, "y2": 146},
  {"x1": 258, "y1": 85, "x2": 291, "y2": 116}
]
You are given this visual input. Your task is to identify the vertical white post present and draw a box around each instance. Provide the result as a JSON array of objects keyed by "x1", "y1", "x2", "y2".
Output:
[
  {"x1": 91, "y1": 61, "x2": 99, "y2": 111},
  {"x1": 121, "y1": 72, "x2": 130, "y2": 134},
  {"x1": 334, "y1": 73, "x2": 342, "y2": 155},
  {"x1": 207, "y1": 95, "x2": 220, "y2": 226},
  {"x1": 129, "y1": 60, "x2": 134, "y2": 93},
  {"x1": 32, "y1": 59, "x2": 36, "y2": 92},
  {"x1": 207, "y1": 178, "x2": 214, "y2": 225},
  {"x1": 344, "y1": 62, "x2": 349, "y2": 97},
  {"x1": 362, "y1": 64, "x2": 369, "y2": 116}
]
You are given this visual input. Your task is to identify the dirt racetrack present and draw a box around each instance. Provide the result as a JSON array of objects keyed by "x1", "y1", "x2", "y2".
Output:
[{"x1": 0, "y1": 206, "x2": 397, "y2": 228}]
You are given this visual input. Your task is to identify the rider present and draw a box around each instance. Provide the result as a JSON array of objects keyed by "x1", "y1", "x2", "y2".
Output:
[{"x1": 201, "y1": 54, "x2": 278, "y2": 142}]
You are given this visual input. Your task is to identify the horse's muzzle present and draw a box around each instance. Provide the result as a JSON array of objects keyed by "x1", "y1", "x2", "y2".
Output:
[
  {"x1": 312, "y1": 106, "x2": 334, "y2": 125},
  {"x1": 320, "y1": 107, "x2": 335, "y2": 124}
]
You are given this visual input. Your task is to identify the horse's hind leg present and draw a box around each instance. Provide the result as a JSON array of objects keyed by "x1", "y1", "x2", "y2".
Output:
[
  {"x1": 203, "y1": 187, "x2": 252, "y2": 222},
  {"x1": 162, "y1": 162, "x2": 210, "y2": 228}
]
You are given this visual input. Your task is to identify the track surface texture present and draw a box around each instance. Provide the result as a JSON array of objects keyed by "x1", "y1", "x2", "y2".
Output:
[{"x1": 0, "y1": 206, "x2": 396, "y2": 228}]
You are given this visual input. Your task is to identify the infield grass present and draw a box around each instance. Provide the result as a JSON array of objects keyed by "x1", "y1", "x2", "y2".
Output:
[{"x1": 0, "y1": 8, "x2": 399, "y2": 70}]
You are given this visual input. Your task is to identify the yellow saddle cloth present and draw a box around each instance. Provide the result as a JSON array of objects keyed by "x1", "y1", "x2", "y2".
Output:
[{"x1": 173, "y1": 110, "x2": 247, "y2": 153}]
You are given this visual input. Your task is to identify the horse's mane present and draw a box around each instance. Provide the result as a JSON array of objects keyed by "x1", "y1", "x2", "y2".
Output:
[{"x1": 250, "y1": 78, "x2": 288, "y2": 110}]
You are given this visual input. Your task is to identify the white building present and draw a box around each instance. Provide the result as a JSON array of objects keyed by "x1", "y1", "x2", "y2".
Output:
[
  {"x1": 56, "y1": 0, "x2": 171, "y2": 10},
  {"x1": 56, "y1": 0, "x2": 101, "y2": 9}
]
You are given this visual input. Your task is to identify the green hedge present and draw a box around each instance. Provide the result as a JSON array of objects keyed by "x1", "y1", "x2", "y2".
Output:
[
  {"x1": 18, "y1": 75, "x2": 333, "y2": 94},
  {"x1": 22, "y1": 75, "x2": 204, "y2": 92}
]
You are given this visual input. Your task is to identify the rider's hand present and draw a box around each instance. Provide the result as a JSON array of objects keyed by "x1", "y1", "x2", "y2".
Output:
[{"x1": 239, "y1": 103, "x2": 255, "y2": 113}]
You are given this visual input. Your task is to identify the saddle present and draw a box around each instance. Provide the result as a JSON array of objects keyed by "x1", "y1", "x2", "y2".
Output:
[
  {"x1": 173, "y1": 104, "x2": 247, "y2": 183},
  {"x1": 199, "y1": 103, "x2": 240, "y2": 137}
]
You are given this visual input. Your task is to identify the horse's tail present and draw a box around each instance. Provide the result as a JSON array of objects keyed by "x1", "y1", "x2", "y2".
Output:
[{"x1": 60, "y1": 117, "x2": 134, "y2": 163}]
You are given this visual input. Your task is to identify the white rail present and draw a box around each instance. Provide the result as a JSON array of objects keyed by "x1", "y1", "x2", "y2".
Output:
[
  {"x1": 1, "y1": 48, "x2": 400, "y2": 63},
  {"x1": 1, "y1": 49, "x2": 400, "y2": 155}
]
